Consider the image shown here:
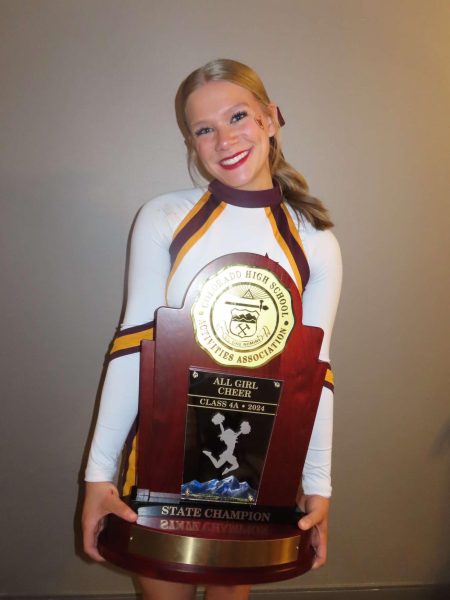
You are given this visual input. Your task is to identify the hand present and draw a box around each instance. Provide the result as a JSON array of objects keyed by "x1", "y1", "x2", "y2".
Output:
[
  {"x1": 82, "y1": 481, "x2": 137, "y2": 561},
  {"x1": 297, "y1": 494, "x2": 330, "y2": 569}
]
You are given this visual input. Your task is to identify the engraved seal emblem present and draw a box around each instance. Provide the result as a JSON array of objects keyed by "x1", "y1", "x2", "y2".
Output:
[{"x1": 192, "y1": 264, "x2": 295, "y2": 367}]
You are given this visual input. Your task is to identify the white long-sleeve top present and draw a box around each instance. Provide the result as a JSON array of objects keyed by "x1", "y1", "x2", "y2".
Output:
[{"x1": 85, "y1": 180, "x2": 342, "y2": 498}]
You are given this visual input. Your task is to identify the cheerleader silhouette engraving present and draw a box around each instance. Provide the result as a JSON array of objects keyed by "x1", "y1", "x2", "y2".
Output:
[{"x1": 202, "y1": 413, "x2": 251, "y2": 475}]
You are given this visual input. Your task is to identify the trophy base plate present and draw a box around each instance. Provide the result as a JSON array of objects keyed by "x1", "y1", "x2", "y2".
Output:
[{"x1": 99, "y1": 514, "x2": 314, "y2": 585}]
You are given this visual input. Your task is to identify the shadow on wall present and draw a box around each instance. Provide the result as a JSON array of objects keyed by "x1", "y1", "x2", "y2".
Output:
[{"x1": 430, "y1": 418, "x2": 450, "y2": 594}]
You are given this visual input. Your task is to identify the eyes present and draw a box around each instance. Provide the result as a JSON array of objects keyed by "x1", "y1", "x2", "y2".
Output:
[
  {"x1": 194, "y1": 126, "x2": 213, "y2": 137},
  {"x1": 231, "y1": 110, "x2": 248, "y2": 124},
  {"x1": 194, "y1": 110, "x2": 248, "y2": 137}
]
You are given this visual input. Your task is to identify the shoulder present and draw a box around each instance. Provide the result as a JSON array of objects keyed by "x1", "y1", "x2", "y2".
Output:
[
  {"x1": 133, "y1": 187, "x2": 207, "y2": 243},
  {"x1": 287, "y1": 210, "x2": 342, "y2": 283},
  {"x1": 284, "y1": 204, "x2": 341, "y2": 266},
  {"x1": 138, "y1": 187, "x2": 207, "y2": 223},
  {"x1": 303, "y1": 222, "x2": 342, "y2": 285},
  {"x1": 301, "y1": 221, "x2": 341, "y2": 262}
]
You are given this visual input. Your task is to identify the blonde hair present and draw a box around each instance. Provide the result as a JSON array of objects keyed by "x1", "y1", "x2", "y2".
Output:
[{"x1": 175, "y1": 59, "x2": 333, "y2": 230}]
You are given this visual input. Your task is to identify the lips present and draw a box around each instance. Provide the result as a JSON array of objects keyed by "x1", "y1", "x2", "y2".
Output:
[{"x1": 219, "y1": 149, "x2": 250, "y2": 170}]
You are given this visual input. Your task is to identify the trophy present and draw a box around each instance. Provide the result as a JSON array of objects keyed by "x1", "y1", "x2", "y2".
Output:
[{"x1": 99, "y1": 253, "x2": 327, "y2": 584}]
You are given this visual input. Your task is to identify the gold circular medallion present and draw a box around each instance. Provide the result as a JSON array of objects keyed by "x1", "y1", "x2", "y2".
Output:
[{"x1": 192, "y1": 264, "x2": 295, "y2": 368}]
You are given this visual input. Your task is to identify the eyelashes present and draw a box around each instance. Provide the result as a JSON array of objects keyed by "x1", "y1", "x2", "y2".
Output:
[
  {"x1": 193, "y1": 110, "x2": 249, "y2": 137},
  {"x1": 230, "y1": 110, "x2": 248, "y2": 123},
  {"x1": 194, "y1": 126, "x2": 213, "y2": 137}
]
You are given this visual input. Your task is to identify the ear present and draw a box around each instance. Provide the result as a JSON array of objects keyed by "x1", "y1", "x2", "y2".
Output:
[{"x1": 266, "y1": 102, "x2": 279, "y2": 136}]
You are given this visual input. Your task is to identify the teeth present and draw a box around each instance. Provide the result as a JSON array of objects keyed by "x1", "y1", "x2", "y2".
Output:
[{"x1": 221, "y1": 150, "x2": 249, "y2": 166}]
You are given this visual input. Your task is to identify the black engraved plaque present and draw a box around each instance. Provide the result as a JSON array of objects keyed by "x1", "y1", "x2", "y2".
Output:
[{"x1": 182, "y1": 369, "x2": 283, "y2": 504}]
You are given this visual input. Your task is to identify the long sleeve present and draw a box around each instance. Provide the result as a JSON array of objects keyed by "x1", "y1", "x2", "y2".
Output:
[
  {"x1": 85, "y1": 196, "x2": 175, "y2": 482},
  {"x1": 300, "y1": 226, "x2": 342, "y2": 497}
]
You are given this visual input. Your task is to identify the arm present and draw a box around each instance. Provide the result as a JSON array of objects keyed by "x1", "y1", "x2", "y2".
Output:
[
  {"x1": 82, "y1": 198, "x2": 173, "y2": 559},
  {"x1": 298, "y1": 226, "x2": 342, "y2": 567}
]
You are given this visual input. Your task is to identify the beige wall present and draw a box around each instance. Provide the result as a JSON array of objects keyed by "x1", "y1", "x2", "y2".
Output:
[{"x1": 1, "y1": 0, "x2": 449, "y2": 595}]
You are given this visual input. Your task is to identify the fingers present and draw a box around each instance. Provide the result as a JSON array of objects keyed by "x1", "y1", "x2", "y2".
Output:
[
  {"x1": 298, "y1": 508, "x2": 328, "y2": 568},
  {"x1": 297, "y1": 494, "x2": 330, "y2": 570},
  {"x1": 311, "y1": 531, "x2": 327, "y2": 569},
  {"x1": 311, "y1": 525, "x2": 327, "y2": 569},
  {"x1": 298, "y1": 505, "x2": 324, "y2": 531},
  {"x1": 110, "y1": 494, "x2": 138, "y2": 523},
  {"x1": 82, "y1": 482, "x2": 137, "y2": 562},
  {"x1": 82, "y1": 516, "x2": 107, "y2": 562},
  {"x1": 297, "y1": 494, "x2": 330, "y2": 530},
  {"x1": 298, "y1": 512, "x2": 315, "y2": 531},
  {"x1": 87, "y1": 482, "x2": 138, "y2": 522}
]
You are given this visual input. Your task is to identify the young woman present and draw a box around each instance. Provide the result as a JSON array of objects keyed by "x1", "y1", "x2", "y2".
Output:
[{"x1": 82, "y1": 59, "x2": 342, "y2": 600}]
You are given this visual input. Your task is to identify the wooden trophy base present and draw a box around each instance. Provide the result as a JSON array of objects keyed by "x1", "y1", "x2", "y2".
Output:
[{"x1": 99, "y1": 514, "x2": 314, "y2": 585}]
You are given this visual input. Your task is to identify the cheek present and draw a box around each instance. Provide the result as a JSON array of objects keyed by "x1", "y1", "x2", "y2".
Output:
[
  {"x1": 240, "y1": 121, "x2": 259, "y2": 137},
  {"x1": 251, "y1": 130, "x2": 270, "y2": 157},
  {"x1": 242, "y1": 122, "x2": 270, "y2": 147},
  {"x1": 193, "y1": 139, "x2": 212, "y2": 162}
]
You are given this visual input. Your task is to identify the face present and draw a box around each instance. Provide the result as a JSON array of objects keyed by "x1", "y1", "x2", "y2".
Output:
[{"x1": 185, "y1": 80, "x2": 277, "y2": 191}]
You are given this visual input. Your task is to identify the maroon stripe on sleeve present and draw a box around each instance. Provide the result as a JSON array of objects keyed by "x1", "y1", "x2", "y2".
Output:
[
  {"x1": 323, "y1": 380, "x2": 335, "y2": 392},
  {"x1": 107, "y1": 345, "x2": 141, "y2": 362},
  {"x1": 169, "y1": 194, "x2": 222, "y2": 268},
  {"x1": 115, "y1": 320, "x2": 155, "y2": 338}
]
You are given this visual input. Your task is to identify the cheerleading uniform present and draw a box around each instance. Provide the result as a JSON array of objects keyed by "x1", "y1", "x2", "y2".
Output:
[{"x1": 85, "y1": 179, "x2": 342, "y2": 498}]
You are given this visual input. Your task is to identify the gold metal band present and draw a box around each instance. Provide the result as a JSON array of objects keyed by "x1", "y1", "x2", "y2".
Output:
[{"x1": 129, "y1": 525, "x2": 301, "y2": 568}]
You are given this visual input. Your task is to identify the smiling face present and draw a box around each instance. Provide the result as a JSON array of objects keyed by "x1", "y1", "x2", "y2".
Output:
[{"x1": 185, "y1": 80, "x2": 277, "y2": 191}]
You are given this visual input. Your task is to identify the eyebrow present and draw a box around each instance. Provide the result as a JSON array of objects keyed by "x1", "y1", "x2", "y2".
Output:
[{"x1": 189, "y1": 102, "x2": 251, "y2": 130}]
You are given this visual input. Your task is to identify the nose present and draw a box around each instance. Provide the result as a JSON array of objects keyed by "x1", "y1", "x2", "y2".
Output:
[{"x1": 215, "y1": 125, "x2": 237, "y2": 151}]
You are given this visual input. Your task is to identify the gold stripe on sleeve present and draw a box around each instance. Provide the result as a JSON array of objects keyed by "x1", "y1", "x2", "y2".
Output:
[
  {"x1": 172, "y1": 191, "x2": 212, "y2": 239},
  {"x1": 109, "y1": 326, "x2": 154, "y2": 355},
  {"x1": 122, "y1": 434, "x2": 137, "y2": 496},
  {"x1": 325, "y1": 368, "x2": 334, "y2": 386},
  {"x1": 165, "y1": 201, "x2": 226, "y2": 298}
]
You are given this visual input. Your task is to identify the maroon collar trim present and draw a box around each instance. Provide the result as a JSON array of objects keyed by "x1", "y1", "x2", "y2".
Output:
[{"x1": 208, "y1": 179, "x2": 282, "y2": 208}]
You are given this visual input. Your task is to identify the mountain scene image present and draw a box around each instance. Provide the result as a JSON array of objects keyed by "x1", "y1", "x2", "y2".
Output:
[{"x1": 181, "y1": 476, "x2": 257, "y2": 503}]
